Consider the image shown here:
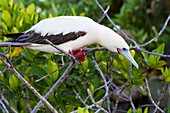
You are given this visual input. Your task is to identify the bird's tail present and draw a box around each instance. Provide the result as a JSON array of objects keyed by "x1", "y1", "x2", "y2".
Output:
[
  {"x1": 1, "y1": 33, "x2": 24, "y2": 39},
  {"x1": 0, "y1": 33, "x2": 29, "y2": 47}
]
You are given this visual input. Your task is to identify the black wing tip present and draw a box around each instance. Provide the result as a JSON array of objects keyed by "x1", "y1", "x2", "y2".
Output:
[{"x1": 1, "y1": 33, "x2": 24, "y2": 39}]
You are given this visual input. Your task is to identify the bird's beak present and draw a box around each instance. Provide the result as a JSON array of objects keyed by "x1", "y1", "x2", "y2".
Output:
[{"x1": 121, "y1": 50, "x2": 138, "y2": 69}]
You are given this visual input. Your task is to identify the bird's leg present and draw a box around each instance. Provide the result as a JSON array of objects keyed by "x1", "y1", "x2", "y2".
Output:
[
  {"x1": 54, "y1": 53, "x2": 66, "y2": 65},
  {"x1": 69, "y1": 49, "x2": 86, "y2": 62},
  {"x1": 61, "y1": 55, "x2": 64, "y2": 65}
]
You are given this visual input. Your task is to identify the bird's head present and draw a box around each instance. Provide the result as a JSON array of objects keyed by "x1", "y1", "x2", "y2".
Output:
[
  {"x1": 113, "y1": 37, "x2": 138, "y2": 69},
  {"x1": 96, "y1": 24, "x2": 138, "y2": 69}
]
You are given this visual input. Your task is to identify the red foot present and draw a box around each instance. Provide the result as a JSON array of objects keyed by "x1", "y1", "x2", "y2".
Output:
[{"x1": 69, "y1": 49, "x2": 86, "y2": 62}]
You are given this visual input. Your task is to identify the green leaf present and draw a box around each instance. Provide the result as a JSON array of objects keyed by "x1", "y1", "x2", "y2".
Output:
[
  {"x1": 162, "y1": 68, "x2": 170, "y2": 84},
  {"x1": 81, "y1": 56, "x2": 88, "y2": 72},
  {"x1": 156, "y1": 60, "x2": 167, "y2": 70},
  {"x1": 127, "y1": 108, "x2": 132, "y2": 113},
  {"x1": 1, "y1": 21, "x2": 8, "y2": 32},
  {"x1": 0, "y1": 0, "x2": 8, "y2": 8},
  {"x1": 144, "y1": 107, "x2": 148, "y2": 113},
  {"x1": 118, "y1": 55, "x2": 129, "y2": 71},
  {"x1": 89, "y1": 84, "x2": 94, "y2": 93},
  {"x1": 153, "y1": 43, "x2": 165, "y2": 62},
  {"x1": 48, "y1": 13, "x2": 53, "y2": 18},
  {"x1": 83, "y1": 107, "x2": 89, "y2": 113},
  {"x1": 9, "y1": 0, "x2": 14, "y2": 8},
  {"x1": 34, "y1": 14, "x2": 39, "y2": 24},
  {"x1": 95, "y1": 49, "x2": 102, "y2": 60},
  {"x1": 126, "y1": 84, "x2": 133, "y2": 91},
  {"x1": 71, "y1": 7, "x2": 77, "y2": 16},
  {"x1": 136, "y1": 108, "x2": 142, "y2": 113},
  {"x1": 9, "y1": 74, "x2": 18, "y2": 91},
  {"x1": 26, "y1": 3, "x2": 35, "y2": 14},
  {"x1": 78, "y1": 107, "x2": 83, "y2": 113},
  {"x1": 19, "y1": 16, "x2": 24, "y2": 27},
  {"x1": 168, "y1": 106, "x2": 170, "y2": 113},
  {"x1": 24, "y1": 14, "x2": 32, "y2": 24},
  {"x1": 2, "y1": 10, "x2": 11, "y2": 27},
  {"x1": 31, "y1": 64, "x2": 47, "y2": 77},
  {"x1": 47, "y1": 60, "x2": 59, "y2": 82},
  {"x1": 11, "y1": 27, "x2": 19, "y2": 33},
  {"x1": 62, "y1": 95, "x2": 81, "y2": 106},
  {"x1": 134, "y1": 80, "x2": 145, "y2": 86}
]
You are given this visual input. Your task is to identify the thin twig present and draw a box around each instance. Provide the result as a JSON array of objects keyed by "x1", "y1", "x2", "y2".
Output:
[
  {"x1": 0, "y1": 57, "x2": 57, "y2": 113},
  {"x1": 72, "y1": 89, "x2": 89, "y2": 107},
  {"x1": 95, "y1": 0, "x2": 170, "y2": 58},
  {"x1": 0, "y1": 100, "x2": 9, "y2": 113},
  {"x1": 72, "y1": 88, "x2": 96, "y2": 111},
  {"x1": 87, "y1": 89, "x2": 108, "y2": 113},
  {"x1": 0, "y1": 49, "x2": 29, "y2": 76},
  {"x1": 12, "y1": 49, "x2": 29, "y2": 64},
  {"x1": 35, "y1": 61, "x2": 70, "y2": 82},
  {"x1": 153, "y1": 81, "x2": 167, "y2": 113},
  {"x1": 1, "y1": 95, "x2": 17, "y2": 113},
  {"x1": 145, "y1": 77, "x2": 165, "y2": 113},
  {"x1": 22, "y1": 92, "x2": 32, "y2": 112},
  {"x1": 139, "y1": 14, "x2": 170, "y2": 47},
  {"x1": 32, "y1": 61, "x2": 75, "y2": 113},
  {"x1": 91, "y1": 53, "x2": 109, "y2": 97},
  {"x1": 44, "y1": 39, "x2": 79, "y2": 63},
  {"x1": 84, "y1": 78, "x2": 113, "y2": 102},
  {"x1": 95, "y1": 0, "x2": 137, "y2": 46},
  {"x1": 0, "y1": 105, "x2": 5, "y2": 113},
  {"x1": 0, "y1": 43, "x2": 29, "y2": 47},
  {"x1": 4, "y1": 43, "x2": 11, "y2": 55},
  {"x1": 97, "y1": 6, "x2": 110, "y2": 23},
  {"x1": 136, "y1": 48, "x2": 170, "y2": 57},
  {"x1": 129, "y1": 90, "x2": 136, "y2": 111}
]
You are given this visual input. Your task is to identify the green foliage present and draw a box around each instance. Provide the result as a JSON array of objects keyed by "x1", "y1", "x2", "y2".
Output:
[
  {"x1": 0, "y1": 0, "x2": 169, "y2": 112},
  {"x1": 161, "y1": 67, "x2": 170, "y2": 84},
  {"x1": 142, "y1": 43, "x2": 167, "y2": 70}
]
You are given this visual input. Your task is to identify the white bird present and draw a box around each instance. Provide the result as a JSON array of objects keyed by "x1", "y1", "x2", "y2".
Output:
[{"x1": 2, "y1": 16, "x2": 138, "y2": 68}]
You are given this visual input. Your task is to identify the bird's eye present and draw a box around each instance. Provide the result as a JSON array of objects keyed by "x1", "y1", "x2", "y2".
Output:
[{"x1": 122, "y1": 48, "x2": 126, "y2": 51}]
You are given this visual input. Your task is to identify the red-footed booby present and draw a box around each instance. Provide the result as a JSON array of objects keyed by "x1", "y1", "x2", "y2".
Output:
[{"x1": 2, "y1": 16, "x2": 138, "y2": 68}]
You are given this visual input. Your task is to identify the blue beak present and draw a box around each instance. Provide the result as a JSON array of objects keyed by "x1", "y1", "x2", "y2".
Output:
[{"x1": 121, "y1": 50, "x2": 138, "y2": 69}]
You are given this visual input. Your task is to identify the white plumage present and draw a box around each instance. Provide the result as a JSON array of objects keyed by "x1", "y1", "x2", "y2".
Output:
[{"x1": 3, "y1": 16, "x2": 138, "y2": 68}]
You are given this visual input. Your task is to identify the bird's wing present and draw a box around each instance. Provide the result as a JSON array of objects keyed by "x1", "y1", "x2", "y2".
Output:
[
  {"x1": 4, "y1": 16, "x2": 94, "y2": 45},
  {"x1": 6, "y1": 30, "x2": 86, "y2": 45}
]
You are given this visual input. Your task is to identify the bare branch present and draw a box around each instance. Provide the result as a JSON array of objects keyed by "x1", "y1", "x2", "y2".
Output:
[
  {"x1": 91, "y1": 53, "x2": 109, "y2": 96},
  {"x1": 0, "y1": 100, "x2": 9, "y2": 113},
  {"x1": 145, "y1": 77, "x2": 165, "y2": 113},
  {"x1": 153, "y1": 80, "x2": 168, "y2": 113},
  {"x1": 95, "y1": 0, "x2": 170, "y2": 58},
  {"x1": 22, "y1": 92, "x2": 32, "y2": 112},
  {"x1": 32, "y1": 61, "x2": 75, "y2": 113},
  {"x1": 44, "y1": 39, "x2": 79, "y2": 63},
  {"x1": 72, "y1": 88, "x2": 96, "y2": 111},
  {"x1": 97, "y1": 6, "x2": 110, "y2": 23},
  {"x1": 95, "y1": 0, "x2": 137, "y2": 46},
  {"x1": 0, "y1": 43, "x2": 29, "y2": 47},
  {"x1": 1, "y1": 95, "x2": 17, "y2": 113},
  {"x1": 139, "y1": 15, "x2": 170, "y2": 47},
  {"x1": 12, "y1": 49, "x2": 29, "y2": 64},
  {"x1": 129, "y1": 90, "x2": 136, "y2": 111},
  {"x1": 4, "y1": 44, "x2": 11, "y2": 55},
  {"x1": 0, "y1": 56, "x2": 57, "y2": 113},
  {"x1": 35, "y1": 61, "x2": 70, "y2": 82},
  {"x1": 135, "y1": 47, "x2": 170, "y2": 57},
  {"x1": 87, "y1": 89, "x2": 108, "y2": 113}
]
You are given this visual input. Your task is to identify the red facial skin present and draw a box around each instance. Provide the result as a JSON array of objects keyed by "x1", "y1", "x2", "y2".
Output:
[
  {"x1": 69, "y1": 49, "x2": 86, "y2": 62},
  {"x1": 117, "y1": 48, "x2": 129, "y2": 54},
  {"x1": 117, "y1": 48, "x2": 122, "y2": 54}
]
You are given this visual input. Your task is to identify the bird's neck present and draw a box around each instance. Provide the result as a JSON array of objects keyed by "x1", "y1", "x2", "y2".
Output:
[{"x1": 96, "y1": 24, "x2": 118, "y2": 52}]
